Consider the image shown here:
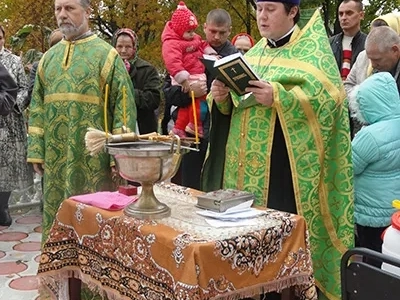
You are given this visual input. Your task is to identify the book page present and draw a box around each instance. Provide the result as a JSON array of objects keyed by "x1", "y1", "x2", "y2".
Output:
[
  {"x1": 203, "y1": 54, "x2": 218, "y2": 61},
  {"x1": 214, "y1": 52, "x2": 242, "y2": 67}
]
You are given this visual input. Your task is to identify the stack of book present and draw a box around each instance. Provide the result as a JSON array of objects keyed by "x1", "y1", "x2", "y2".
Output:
[{"x1": 196, "y1": 189, "x2": 255, "y2": 213}]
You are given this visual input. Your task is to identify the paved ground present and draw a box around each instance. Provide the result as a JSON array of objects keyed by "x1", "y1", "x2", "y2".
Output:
[{"x1": 0, "y1": 206, "x2": 41, "y2": 299}]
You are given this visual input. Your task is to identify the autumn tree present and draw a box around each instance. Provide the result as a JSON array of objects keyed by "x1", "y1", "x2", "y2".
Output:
[
  {"x1": 88, "y1": 0, "x2": 259, "y2": 71},
  {"x1": 2, "y1": 0, "x2": 400, "y2": 71},
  {"x1": 0, "y1": 0, "x2": 56, "y2": 53},
  {"x1": 300, "y1": 0, "x2": 400, "y2": 35}
]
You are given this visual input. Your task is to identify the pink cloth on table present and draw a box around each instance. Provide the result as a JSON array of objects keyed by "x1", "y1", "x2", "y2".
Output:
[{"x1": 70, "y1": 192, "x2": 137, "y2": 210}]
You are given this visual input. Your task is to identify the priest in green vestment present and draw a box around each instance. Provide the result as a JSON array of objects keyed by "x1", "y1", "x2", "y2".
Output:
[
  {"x1": 27, "y1": 0, "x2": 136, "y2": 252},
  {"x1": 28, "y1": 1, "x2": 136, "y2": 299},
  {"x1": 202, "y1": 1, "x2": 354, "y2": 300}
]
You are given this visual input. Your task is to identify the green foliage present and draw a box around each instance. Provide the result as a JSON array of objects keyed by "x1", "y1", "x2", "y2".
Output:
[
  {"x1": 10, "y1": 24, "x2": 53, "y2": 51},
  {"x1": 89, "y1": 0, "x2": 260, "y2": 71},
  {"x1": 300, "y1": 0, "x2": 400, "y2": 35},
  {"x1": 0, "y1": 0, "x2": 55, "y2": 53}
]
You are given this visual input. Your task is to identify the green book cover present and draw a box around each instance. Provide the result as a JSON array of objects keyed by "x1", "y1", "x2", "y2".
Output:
[{"x1": 201, "y1": 53, "x2": 260, "y2": 96}]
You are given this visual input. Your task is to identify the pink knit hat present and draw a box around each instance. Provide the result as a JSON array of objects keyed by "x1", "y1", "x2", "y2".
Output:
[{"x1": 170, "y1": 1, "x2": 198, "y2": 37}]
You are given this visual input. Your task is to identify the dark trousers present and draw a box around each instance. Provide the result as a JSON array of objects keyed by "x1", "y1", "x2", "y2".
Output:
[
  {"x1": 268, "y1": 120, "x2": 297, "y2": 214},
  {"x1": 180, "y1": 137, "x2": 208, "y2": 190},
  {"x1": 0, "y1": 192, "x2": 11, "y2": 207},
  {"x1": 0, "y1": 191, "x2": 12, "y2": 226},
  {"x1": 356, "y1": 224, "x2": 387, "y2": 268},
  {"x1": 262, "y1": 119, "x2": 298, "y2": 299}
]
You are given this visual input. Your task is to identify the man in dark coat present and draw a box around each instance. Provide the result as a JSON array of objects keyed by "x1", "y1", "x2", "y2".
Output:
[
  {"x1": 162, "y1": 8, "x2": 238, "y2": 190},
  {"x1": 329, "y1": 0, "x2": 367, "y2": 80}
]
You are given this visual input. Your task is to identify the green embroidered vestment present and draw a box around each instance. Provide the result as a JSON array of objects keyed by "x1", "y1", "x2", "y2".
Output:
[
  {"x1": 27, "y1": 35, "x2": 137, "y2": 245},
  {"x1": 203, "y1": 10, "x2": 353, "y2": 300}
]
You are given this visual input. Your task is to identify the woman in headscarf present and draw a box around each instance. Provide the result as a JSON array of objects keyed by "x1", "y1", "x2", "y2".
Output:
[
  {"x1": 112, "y1": 28, "x2": 161, "y2": 134},
  {"x1": 231, "y1": 32, "x2": 255, "y2": 54}
]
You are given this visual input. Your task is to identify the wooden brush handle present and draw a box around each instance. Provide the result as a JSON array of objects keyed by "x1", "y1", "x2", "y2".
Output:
[
  {"x1": 109, "y1": 132, "x2": 159, "y2": 142},
  {"x1": 149, "y1": 136, "x2": 175, "y2": 142},
  {"x1": 139, "y1": 132, "x2": 159, "y2": 139},
  {"x1": 109, "y1": 133, "x2": 138, "y2": 142}
]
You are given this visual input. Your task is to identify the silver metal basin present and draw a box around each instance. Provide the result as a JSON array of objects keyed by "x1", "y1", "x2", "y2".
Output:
[{"x1": 106, "y1": 141, "x2": 184, "y2": 219}]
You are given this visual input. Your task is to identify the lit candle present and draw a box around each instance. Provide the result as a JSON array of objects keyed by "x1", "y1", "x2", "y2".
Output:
[
  {"x1": 104, "y1": 84, "x2": 109, "y2": 138},
  {"x1": 122, "y1": 85, "x2": 127, "y2": 128},
  {"x1": 191, "y1": 90, "x2": 199, "y2": 145}
]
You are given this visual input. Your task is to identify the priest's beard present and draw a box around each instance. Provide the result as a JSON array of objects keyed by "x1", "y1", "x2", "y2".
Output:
[{"x1": 58, "y1": 15, "x2": 87, "y2": 40}]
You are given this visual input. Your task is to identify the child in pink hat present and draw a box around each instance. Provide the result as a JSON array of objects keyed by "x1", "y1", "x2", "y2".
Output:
[{"x1": 161, "y1": 1, "x2": 216, "y2": 137}]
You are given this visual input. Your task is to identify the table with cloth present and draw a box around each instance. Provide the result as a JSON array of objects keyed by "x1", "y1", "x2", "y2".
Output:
[{"x1": 37, "y1": 184, "x2": 317, "y2": 299}]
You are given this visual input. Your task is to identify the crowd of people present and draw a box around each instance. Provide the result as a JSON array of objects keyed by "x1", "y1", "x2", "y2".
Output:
[
  {"x1": 330, "y1": 0, "x2": 400, "y2": 269},
  {"x1": 1, "y1": 0, "x2": 400, "y2": 299}
]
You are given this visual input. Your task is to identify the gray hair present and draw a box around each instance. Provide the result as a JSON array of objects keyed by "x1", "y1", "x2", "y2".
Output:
[
  {"x1": 366, "y1": 26, "x2": 400, "y2": 53},
  {"x1": 80, "y1": 0, "x2": 90, "y2": 9},
  {"x1": 206, "y1": 9, "x2": 232, "y2": 27}
]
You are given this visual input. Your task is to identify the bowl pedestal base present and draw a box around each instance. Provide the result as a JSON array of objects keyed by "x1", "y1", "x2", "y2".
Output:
[{"x1": 124, "y1": 182, "x2": 171, "y2": 219}]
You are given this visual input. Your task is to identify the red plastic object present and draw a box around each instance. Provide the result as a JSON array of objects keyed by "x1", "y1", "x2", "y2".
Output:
[
  {"x1": 381, "y1": 227, "x2": 388, "y2": 241},
  {"x1": 392, "y1": 211, "x2": 400, "y2": 231},
  {"x1": 118, "y1": 185, "x2": 138, "y2": 196}
]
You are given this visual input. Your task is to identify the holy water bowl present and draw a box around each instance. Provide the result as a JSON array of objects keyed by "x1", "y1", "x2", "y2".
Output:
[{"x1": 106, "y1": 140, "x2": 184, "y2": 219}]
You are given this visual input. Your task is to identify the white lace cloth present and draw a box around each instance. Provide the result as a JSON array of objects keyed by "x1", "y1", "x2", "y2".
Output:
[{"x1": 153, "y1": 183, "x2": 281, "y2": 241}]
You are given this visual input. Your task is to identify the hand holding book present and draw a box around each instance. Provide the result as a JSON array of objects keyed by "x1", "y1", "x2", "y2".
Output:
[
  {"x1": 245, "y1": 80, "x2": 274, "y2": 107},
  {"x1": 210, "y1": 79, "x2": 231, "y2": 103}
]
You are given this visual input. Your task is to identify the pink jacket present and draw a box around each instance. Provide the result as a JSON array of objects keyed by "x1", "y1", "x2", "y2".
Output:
[{"x1": 161, "y1": 21, "x2": 214, "y2": 84}]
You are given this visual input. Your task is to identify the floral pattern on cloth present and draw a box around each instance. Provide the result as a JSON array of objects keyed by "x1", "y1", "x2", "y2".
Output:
[
  {"x1": 173, "y1": 233, "x2": 195, "y2": 268},
  {"x1": 215, "y1": 210, "x2": 295, "y2": 276},
  {"x1": 38, "y1": 185, "x2": 317, "y2": 300}
]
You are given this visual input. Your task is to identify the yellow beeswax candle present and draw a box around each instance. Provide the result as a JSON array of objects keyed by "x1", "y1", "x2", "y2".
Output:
[
  {"x1": 104, "y1": 84, "x2": 109, "y2": 138},
  {"x1": 191, "y1": 90, "x2": 199, "y2": 144},
  {"x1": 122, "y1": 85, "x2": 127, "y2": 128}
]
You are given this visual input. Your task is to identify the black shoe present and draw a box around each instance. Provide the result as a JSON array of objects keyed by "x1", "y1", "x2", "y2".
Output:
[{"x1": 0, "y1": 208, "x2": 12, "y2": 226}]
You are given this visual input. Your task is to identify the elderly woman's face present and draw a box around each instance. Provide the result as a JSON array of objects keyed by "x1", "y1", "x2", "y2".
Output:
[{"x1": 115, "y1": 34, "x2": 135, "y2": 61}]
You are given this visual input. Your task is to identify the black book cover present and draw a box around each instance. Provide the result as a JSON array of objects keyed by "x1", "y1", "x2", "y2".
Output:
[{"x1": 201, "y1": 53, "x2": 260, "y2": 96}]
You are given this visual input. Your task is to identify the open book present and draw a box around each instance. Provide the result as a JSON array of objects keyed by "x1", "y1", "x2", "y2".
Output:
[{"x1": 200, "y1": 53, "x2": 260, "y2": 96}]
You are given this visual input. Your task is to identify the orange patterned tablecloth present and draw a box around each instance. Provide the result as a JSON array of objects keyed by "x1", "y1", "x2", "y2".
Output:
[{"x1": 38, "y1": 184, "x2": 317, "y2": 299}]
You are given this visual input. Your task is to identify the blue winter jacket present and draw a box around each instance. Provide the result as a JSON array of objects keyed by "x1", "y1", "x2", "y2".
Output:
[{"x1": 352, "y1": 72, "x2": 400, "y2": 227}]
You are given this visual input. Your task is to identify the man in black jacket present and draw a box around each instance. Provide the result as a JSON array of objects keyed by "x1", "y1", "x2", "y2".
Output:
[
  {"x1": 330, "y1": 0, "x2": 366, "y2": 80},
  {"x1": 162, "y1": 8, "x2": 238, "y2": 190}
]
